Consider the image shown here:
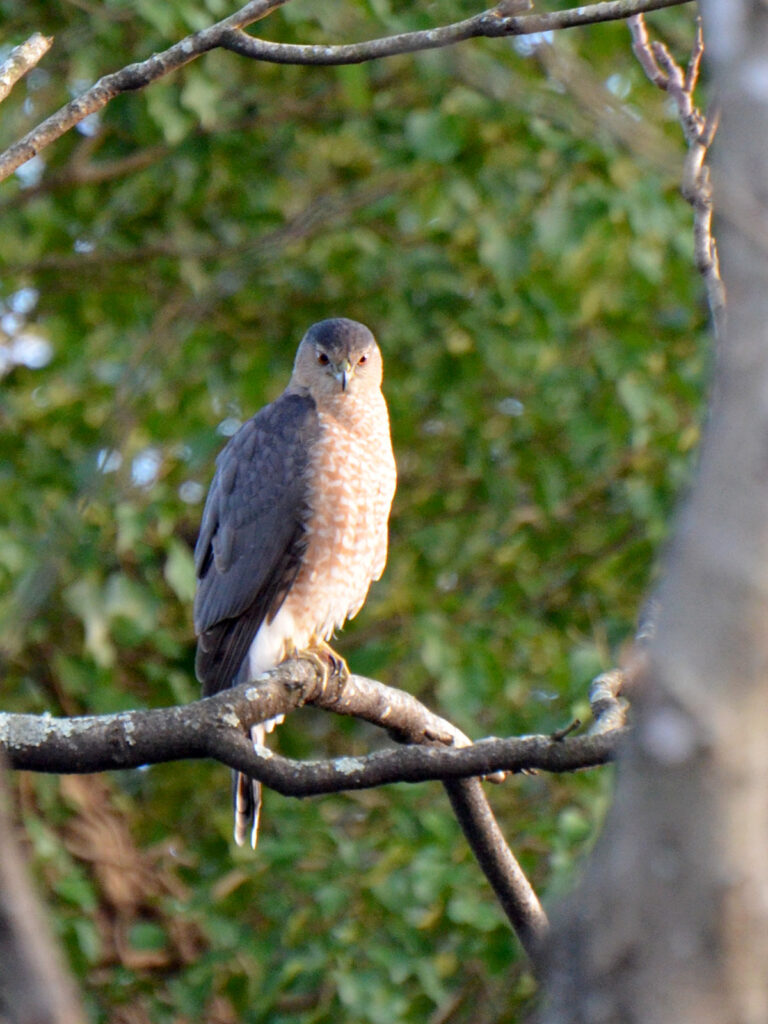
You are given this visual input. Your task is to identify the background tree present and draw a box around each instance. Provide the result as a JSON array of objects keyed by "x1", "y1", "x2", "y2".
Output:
[
  {"x1": 544, "y1": 1, "x2": 768, "y2": 1018},
  {"x1": 0, "y1": 0, "x2": 710, "y2": 1020}
]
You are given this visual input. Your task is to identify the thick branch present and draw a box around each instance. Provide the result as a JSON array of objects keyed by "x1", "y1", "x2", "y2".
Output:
[
  {"x1": 0, "y1": 0, "x2": 693, "y2": 184},
  {"x1": 1, "y1": 661, "x2": 624, "y2": 964},
  {"x1": 0, "y1": 664, "x2": 623, "y2": 789},
  {"x1": 544, "y1": 0, "x2": 768, "y2": 1011}
]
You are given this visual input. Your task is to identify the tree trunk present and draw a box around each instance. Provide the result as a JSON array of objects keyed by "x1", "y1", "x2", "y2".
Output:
[
  {"x1": 0, "y1": 758, "x2": 85, "y2": 1024},
  {"x1": 541, "y1": 2, "x2": 768, "y2": 1020}
]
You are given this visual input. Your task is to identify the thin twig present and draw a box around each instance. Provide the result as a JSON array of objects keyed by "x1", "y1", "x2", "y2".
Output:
[
  {"x1": 551, "y1": 719, "x2": 581, "y2": 741},
  {"x1": 220, "y1": 0, "x2": 692, "y2": 66},
  {"x1": 628, "y1": 14, "x2": 726, "y2": 339},
  {"x1": 0, "y1": 0, "x2": 694, "y2": 184},
  {"x1": 0, "y1": 32, "x2": 52, "y2": 104}
]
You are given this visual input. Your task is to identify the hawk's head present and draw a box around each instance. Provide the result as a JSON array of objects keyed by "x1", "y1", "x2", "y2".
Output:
[{"x1": 292, "y1": 318, "x2": 383, "y2": 395}]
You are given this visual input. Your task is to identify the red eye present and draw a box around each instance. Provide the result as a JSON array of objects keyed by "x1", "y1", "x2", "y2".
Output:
[
  {"x1": 317, "y1": 352, "x2": 330, "y2": 365},
  {"x1": 358, "y1": 354, "x2": 368, "y2": 365}
]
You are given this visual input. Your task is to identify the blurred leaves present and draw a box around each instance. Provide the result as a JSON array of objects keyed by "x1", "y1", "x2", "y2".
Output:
[{"x1": 0, "y1": 0, "x2": 706, "y2": 1021}]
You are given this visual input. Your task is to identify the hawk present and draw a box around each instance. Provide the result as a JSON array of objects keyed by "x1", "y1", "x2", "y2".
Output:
[{"x1": 194, "y1": 318, "x2": 397, "y2": 847}]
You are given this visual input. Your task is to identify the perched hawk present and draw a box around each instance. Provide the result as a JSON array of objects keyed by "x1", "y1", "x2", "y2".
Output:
[{"x1": 194, "y1": 318, "x2": 397, "y2": 846}]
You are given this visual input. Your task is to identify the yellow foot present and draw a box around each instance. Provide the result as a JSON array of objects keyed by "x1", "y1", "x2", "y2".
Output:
[{"x1": 298, "y1": 640, "x2": 349, "y2": 699}]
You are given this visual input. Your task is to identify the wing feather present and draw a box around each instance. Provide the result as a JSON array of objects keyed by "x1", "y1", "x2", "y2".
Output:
[{"x1": 194, "y1": 390, "x2": 319, "y2": 695}]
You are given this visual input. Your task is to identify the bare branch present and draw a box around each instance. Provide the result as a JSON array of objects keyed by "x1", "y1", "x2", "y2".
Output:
[
  {"x1": 627, "y1": 13, "x2": 668, "y2": 86},
  {"x1": 221, "y1": 0, "x2": 692, "y2": 66},
  {"x1": 445, "y1": 778, "x2": 549, "y2": 963},
  {"x1": 0, "y1": 664, "x2": 622, "y2": 788},
  {"x1": 227, "y1": 0, "x2": 683, "y2": 69},
  {"x1": 0, "y1": 0, "x2": 694, "y2": 185},
  {"x1": 312, "y1": 668, "x2": 557, "y2": 963},
  {"x1": 650, "y1": 36, "x2": 703, "y2": 141},
  {"x1": 629, "y1": 14, "x2": 726, "y2": 339},
  {"x1": 0, "y1": 661, "x2": 624, "y2": 962},
  {"x1": 189, "y1": 723, "x2": 621, "y2": 794},
  {"x1": 0, "y1": 32, "x2": 52, "y2": 104},
  {"x1": 684, "y1": 17, "x2": 704, "y2": 95},
  {"x1": 0, "y1": 0, "x2": 288, "y2": 183},
  {"x1": 588, "y1": 668, "x2": 629, "y2": 733}
]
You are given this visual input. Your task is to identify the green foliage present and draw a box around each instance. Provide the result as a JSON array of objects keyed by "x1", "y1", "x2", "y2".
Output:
[{"x1": 0, "y1": 1, "x2": 705, "y2": 1020}]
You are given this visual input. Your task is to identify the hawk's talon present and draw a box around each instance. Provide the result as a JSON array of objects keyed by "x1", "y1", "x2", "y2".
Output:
[
  {"x1": 423, "y1": 726, "x2": 457, "y2": 745},
  {"x1": 315, "y1": 639, "x2": 350, "y2": 701},
  {"x1": 295, "y1": 648, "x2": 328, "y2": 684},
  {"x1": 328, "y1": 651, "x2": 350, "y2": 683},
  {"x1": 296, "y1": 641, "x2": 349, "y2": 701}
]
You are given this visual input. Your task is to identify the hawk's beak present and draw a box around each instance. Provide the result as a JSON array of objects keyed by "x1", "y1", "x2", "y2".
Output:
[{"x1": 333, "y1": 359, "x2": 353, "y2": 391}]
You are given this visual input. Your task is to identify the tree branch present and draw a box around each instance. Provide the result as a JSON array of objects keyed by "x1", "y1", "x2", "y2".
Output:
[
  {"x1": 629, "y1": 14, "x2": 726, "y2": 339},
  {"x1": 221, "y1": 0, "x2": 693, "y2": 66},
  {"x1": 0, "y1": 0, "x2": 694, "y2": 185},
  {"x1": 0, "y1": 32, "x2": 52, "y2": 104},
  {"x1": 0, "y1": 0, "x2": 288, "y2": 183},
  {"x1": 1, "y1": 660, "x2": 625, "y2": 964},
  {"x1": 445, "y1": 778, "x2": 549, "y2": 962},
  {"x1": 0, "y1": 663, "x2": 623, "y2": 788}
]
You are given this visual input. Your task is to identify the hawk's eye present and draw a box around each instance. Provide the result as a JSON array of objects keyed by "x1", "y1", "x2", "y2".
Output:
[
  {"x1": 317, "y1": 352, "x2": 330, "y2": 366},
  {"x1": 358, "y1": 354, "x2": 368, "y2": 365}
]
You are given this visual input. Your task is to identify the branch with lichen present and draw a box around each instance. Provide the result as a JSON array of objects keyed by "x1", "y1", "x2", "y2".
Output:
[
  {"x1": 0, "y1": 660, "x2": 626, "y2": 966},
  {"x1": 0, "y1": 666, "x2": 623, "y2": 787}
]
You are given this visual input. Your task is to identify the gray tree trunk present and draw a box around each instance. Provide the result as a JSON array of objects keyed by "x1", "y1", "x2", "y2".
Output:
[
  {"x1": 541, "y1": 2, "x2": 768, "y2": 1020},
  {"x1": 0, "y1": 757, "x2": 85, "y2": 1024}
]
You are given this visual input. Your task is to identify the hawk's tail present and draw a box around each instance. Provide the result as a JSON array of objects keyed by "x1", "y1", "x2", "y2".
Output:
[
  {"x1": 232, "y1": 718, "x2": 285, "y2": 849},
  {"x1": 233, "y1": 769, "x2": 261, "y2": 849}
]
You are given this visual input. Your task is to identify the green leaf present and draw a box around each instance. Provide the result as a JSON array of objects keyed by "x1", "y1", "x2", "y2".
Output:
[
  {"x1": 405, "y1": 110, "x2": 466, "y2": 162},
  {"x1": 180, "y1": 70, "x2": 224, "y2": 130},
  {"x1": 145, "y1": 83, "x2": 194, "y2": 144},
  {"x1": 64, "y1": 578, "x2": 114, "y2": 668},
  {"x1": 127, "y1": 921, "x2": 168, "y2": 952}
]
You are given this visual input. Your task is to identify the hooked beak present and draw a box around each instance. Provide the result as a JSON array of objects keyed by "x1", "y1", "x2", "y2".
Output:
[{"x1": 333, "y1": 359, "x2": 353, "y2": 392}]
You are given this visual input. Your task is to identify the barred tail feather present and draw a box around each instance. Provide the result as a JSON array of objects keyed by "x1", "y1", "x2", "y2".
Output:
[
  {"x1": 232, "y1": 719, "x2": 284, "y2": 848},
  {"x1": 233, "y1": 770, "x2": 261, "y2": 848}
]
